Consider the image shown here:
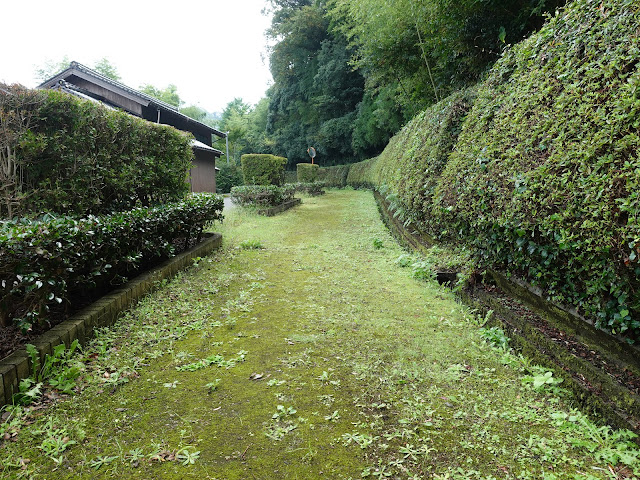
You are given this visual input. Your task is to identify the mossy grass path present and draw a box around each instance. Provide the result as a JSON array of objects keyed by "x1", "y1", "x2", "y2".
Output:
[{"x1": 2, "y1": 190, "x2": 639, "y2": 479}]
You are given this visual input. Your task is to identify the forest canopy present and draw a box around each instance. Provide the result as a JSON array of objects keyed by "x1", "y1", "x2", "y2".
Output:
[{"x1": 254, "y1": 0, "x2": 565, "y2": 168}]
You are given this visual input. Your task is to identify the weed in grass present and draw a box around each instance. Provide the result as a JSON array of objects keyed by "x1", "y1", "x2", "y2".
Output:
[
  {"x1": 205, "y1": 379, "x2": 221, "y2": 392},
  {"x1": 89, "y1": 454, "x2": 119, "y2": 470},
  {"x1": 176, "y1": 446, "x2": 201, "y2": 465},
  {"x1": 478, "y1": 326, "x2": 510, "y2": 350},
  {"x1": 239, "y1": 239, "x2": 264, "y2": 250}
]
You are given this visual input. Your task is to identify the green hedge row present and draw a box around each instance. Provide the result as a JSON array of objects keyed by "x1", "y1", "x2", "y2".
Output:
[
  {"x1": 230, "y1": 184, "x2": 295, "y2": 207},
  {"x1": 332, "y1": 0, "x2": 640, "y2": 339},
  {"x1": 216, "y1": 163, "x2": 244, "y2": 193},
  {"x1": 2, "y1": 85, "x2": 194, "y2": 218},
  {"x1": 296, "y1": 163, "x2": 319, "y2": 183},
  {"x1": 241, "y1": 154, "x2": 287, "y2": 186},
  {"x1": 317, "y1": 165, "x2": 351, "y2": 188},
  {"x1": 0, "y1": 194, "x2": 223, "y2": 331},
  {"x1": 290, "y1": 182, "x2": 325, "y2": 196}
]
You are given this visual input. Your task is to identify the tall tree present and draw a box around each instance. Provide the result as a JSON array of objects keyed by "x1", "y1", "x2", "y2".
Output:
[
  {"x1": 93, "y1": 57, "x2": 121, "y2": 81},
  {"x1": 266, "y1": 1, "x2": 372, "y2": 167},
  {"x1": 139, "y1": 84, "x2": 183, "y2": 108}
]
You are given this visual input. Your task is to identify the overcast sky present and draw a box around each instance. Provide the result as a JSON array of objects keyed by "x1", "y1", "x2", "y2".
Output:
[{"x1": 1, "y1": 0, "x2": 274, "y2": 113}]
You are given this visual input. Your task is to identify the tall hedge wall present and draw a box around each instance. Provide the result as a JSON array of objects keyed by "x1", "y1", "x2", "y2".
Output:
[
  {"x1": 317, "y1": 165, "x2": 350, "y2": 188},
  {"x1": 1, "y1": 85, "x2": 194, "y2": 218},
  {"x1": 241, "y1": 154, "x2": 287, "y2": 186},
  {"x1": 338, "y1": 0, "x2": 640, "y2": 339},
  {"x1": 434, "y1": 0, "x2": 640, "y2": 336}
]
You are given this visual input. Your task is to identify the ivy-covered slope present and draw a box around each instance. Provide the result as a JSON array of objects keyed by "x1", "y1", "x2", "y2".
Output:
[
  {"x1": 345, "y1": 0, "x2": 640, "y2": 338},
  {"x1": 436, "y1": 0, "x2": 640, "y2": 336}
]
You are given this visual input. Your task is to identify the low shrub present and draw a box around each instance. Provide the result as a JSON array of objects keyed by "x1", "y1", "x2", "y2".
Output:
[
  {"x1": 318, "y1": 165, "x2": 350, "y2": 188},
  {"x1": 230, "y1": 185, "x2": 295, "y2": 207},
  {"x1": 297, "y1": 163, "x2": 319, "y2": 183},
  {"x1": 289, "y1": 182, "x2": 325, "y2": 196},
  {"x1": 240, "y1": 154, "x2": 287, "y2": 186},
  {"x1": 0, "y1": 193, "x2": 223, "y2": 331},
  {"x1": 216, "y1": 163, "x2": 244, "y2": 194}
]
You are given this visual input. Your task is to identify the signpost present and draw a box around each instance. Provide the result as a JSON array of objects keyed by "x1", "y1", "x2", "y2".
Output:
[{"x1": 307, "y1": 146, "x2": 316, "y2": 165}]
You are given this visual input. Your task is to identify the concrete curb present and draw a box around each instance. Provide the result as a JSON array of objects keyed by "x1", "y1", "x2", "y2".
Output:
[{"x1": 0, "y1": 233, "x2": 222, "y2": 407}]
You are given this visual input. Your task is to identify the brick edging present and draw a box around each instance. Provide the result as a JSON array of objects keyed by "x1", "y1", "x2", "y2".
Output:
[
  {"x1": 257, "y1": 198, "x2": 302, "y2": 216},
  {"x1": 0, "y1": 233, "x2": 222, "y2": 407}
]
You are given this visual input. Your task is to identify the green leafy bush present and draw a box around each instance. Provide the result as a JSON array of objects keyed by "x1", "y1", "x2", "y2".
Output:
[
  {"x1": 230, "y1": 185, "x2": 295, "y2": 207},
  {"x1": 289, "y1": 182, "x2": 325, "y2": 196},
  {"x1": 296, "y1": 163, "x2": 319, "y2": 183},
  {"x1": 434, "y1": 0, "x2": 640, "y2": 337},
  {"x1": 1, "y1": 85, "x2": 194, "y2": 218},
  {"x1": 240, "y1": 154, "x2": 287, "y2": 186},
  {"x1": 318, "y1": 165, "x2": 350, "y2": 188},
  {"x1": 0, "y1": 194, "x2": 223, "y2": 331},
  {"x1": 216, "y1": 163, "x2": 244, "y2": 194}
]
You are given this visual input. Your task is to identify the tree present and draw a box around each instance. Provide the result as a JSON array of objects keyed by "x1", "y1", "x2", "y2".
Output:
[
  {"x1": 216, "y1": 98, "x2": 252, "y2": 164},
  {"x1": 265, "y1": 1, "x2": 373, "y2": 166},
  {"x1": 180, "y1": 105, "x2": 208, "y2": 122},
  {"x1": 34, "y1": 56, "x2": 71, "y2": 82},
  {"x1": 35, "y1": 57, "x2": 122, "y2": 83},
  {"x1": 0, "y1": 85, "x2": 43, "y2": 218},
  {"x1": 139, "y1": 84, "x2": 183, "y2": 108},
  {"x1": 93, "y1": 57, "x2": 121, "y2": 81}
]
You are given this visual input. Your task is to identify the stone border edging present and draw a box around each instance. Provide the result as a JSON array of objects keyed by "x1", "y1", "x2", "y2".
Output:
[
  {"x1": 257, "y1": 198, "x2": 302, "y2": 217},
  {"x1": 0, "y1": 233, "x2": 222, "y2": 407},
  {"x1": 372, "y1": 190, "x2": 640, "y2": 437}
]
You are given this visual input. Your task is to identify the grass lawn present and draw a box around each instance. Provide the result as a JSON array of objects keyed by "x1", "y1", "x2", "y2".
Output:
[{"x1": 1, "y1": 189, "x2": 638, "y2": 479}]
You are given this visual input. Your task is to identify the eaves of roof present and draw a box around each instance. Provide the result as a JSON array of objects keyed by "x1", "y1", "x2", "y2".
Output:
[
  {"x1": 38, "y1": 61, "x2": 227, "y2": 139},
  {"x1": 191, "y1": 139, "x2": 224, "y2": 156}
]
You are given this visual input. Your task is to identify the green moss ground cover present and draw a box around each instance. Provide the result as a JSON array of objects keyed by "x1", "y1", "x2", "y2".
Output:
[{"x1": 1, "y1": 190, "x2": 638, "y2": 479}]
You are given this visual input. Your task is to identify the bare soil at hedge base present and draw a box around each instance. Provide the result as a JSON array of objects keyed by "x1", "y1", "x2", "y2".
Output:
[
  {"x1": 0, "y1": 236, "x2": 202, "y2": 361},
  {"x1": 478, "y1": 283, "x2": 640, "y2": 398}
]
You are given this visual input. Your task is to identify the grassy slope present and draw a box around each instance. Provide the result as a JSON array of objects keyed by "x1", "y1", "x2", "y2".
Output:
[{"x1": 1, "y1": 190, "x2": 638, "y2": 479}]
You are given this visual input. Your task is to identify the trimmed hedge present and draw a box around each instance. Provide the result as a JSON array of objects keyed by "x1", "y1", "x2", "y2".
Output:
[
  {"x1": 230, "y1": 184, "x2": 295, "y2": 207},
  {"x1": 339, "y1": 0, "x2": 640, "y2": 339},
  {"x1": 434, "y1": 0, "x2": 640, "y2": 337},
  {"x1": 317, "y1": 165, "x2": 350, "y2": 188},
  {"x1": 297, "y1": 163, "x2": 319, "y2": 183},
  {"x1": 241, "y1": 154, "x2": 287, "y2": 186},
  {"x1": 290, "y1": 182, "x2": 325, "y2": 196},
  {"x1": 0, "y1": 194, "x2": 223, "y2": 331},
  {"x1": 346, "y1": 158, "x2": 378, "y2": 189},
  {"x1": 1, "y1": 85, "x2": 194, "y2": 218},
  {"x1": 216, "y1": 163, "x2": 244, "y2": 193}
]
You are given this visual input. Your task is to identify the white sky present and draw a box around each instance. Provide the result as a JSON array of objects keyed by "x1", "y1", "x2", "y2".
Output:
[{"x1": 1, "y1": 0, "x2": 274, "y2": 113}]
